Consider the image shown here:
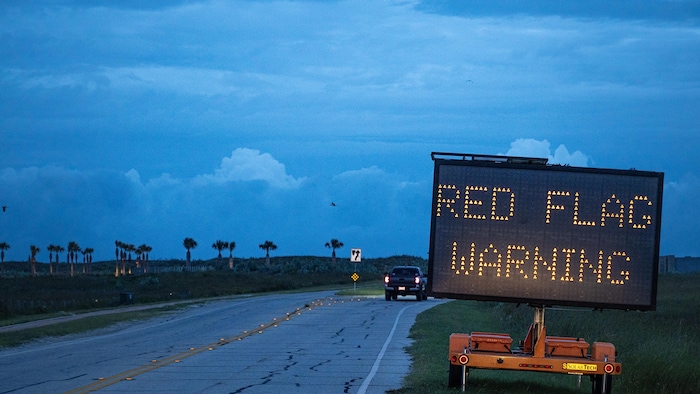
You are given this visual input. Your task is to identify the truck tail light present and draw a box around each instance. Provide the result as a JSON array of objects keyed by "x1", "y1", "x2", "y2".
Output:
[
  {"x1": 414, "y1": 276, "x2": 421, "y2": 285},
  {"x1": 384, "y1": 276, "x2": 390, "y2": 284}
]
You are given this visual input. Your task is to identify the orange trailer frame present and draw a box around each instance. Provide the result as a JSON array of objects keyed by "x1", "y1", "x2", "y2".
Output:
[{"x1": 448, "y1": 307, "x2": 620, "y2": 393}]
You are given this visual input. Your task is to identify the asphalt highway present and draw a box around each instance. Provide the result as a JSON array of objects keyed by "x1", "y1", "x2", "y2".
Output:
[{"x1": 0, "y1": 291, "x2": 445, "y2": 393}]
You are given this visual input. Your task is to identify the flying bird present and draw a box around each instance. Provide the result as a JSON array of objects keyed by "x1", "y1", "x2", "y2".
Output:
[
  {"x1": 330, "y1": 202, "x2": 336, "y2": 207},
  {"x1": 1, "y1": 206, "x2": 6, "y2": 212}
]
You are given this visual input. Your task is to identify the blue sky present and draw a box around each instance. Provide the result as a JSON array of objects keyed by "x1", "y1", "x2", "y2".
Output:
[{"x1": 1, "y1": 0, "x2": 698, "y2": 261}]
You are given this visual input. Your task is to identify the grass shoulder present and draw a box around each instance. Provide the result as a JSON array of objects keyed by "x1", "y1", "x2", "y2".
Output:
[
  {"x1": 0, "y1": 304, "x2": 188, "y2": 348},
  {"x1": 399, "y1": 273, "x2": 700, "y2": 394}
]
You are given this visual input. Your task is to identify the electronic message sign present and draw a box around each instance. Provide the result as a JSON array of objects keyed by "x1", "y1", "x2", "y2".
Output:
[{"x1": 427, "y1": 153, "x2": 664, "y2": 311}]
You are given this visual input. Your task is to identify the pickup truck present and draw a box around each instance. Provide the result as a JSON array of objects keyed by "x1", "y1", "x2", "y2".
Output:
[{"x1": 384, "y1": 266, "x2": 428, "y2": 301}]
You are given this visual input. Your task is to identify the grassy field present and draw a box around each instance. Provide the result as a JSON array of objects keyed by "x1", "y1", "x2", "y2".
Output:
[
  {"x1": 0, "y1": 255, "x2": 424, "y2": 319},
  {"x1": 399, "y1": 273, "x2": 700, "y2": 394}
]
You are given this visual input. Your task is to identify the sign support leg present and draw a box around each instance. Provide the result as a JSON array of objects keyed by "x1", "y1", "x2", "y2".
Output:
[
  {"x1": 461, "y1": 365, "x2": 468, "y2": 392},
  {"x1": 533, "y1": 306, "x2": 545, "y2": 346}
]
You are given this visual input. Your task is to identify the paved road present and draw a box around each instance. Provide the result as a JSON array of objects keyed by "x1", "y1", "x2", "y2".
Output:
[{"x1": 0, "y1": 291, "x2": 445, "y2": 393}]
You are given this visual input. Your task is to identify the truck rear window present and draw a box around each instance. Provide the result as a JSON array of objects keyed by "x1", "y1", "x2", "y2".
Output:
[{"x1": 392, "y1": 268, "x2": 418, "y2": 276}]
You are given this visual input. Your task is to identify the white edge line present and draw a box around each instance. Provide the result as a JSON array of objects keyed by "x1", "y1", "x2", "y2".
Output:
[{"x1": 357, "y1": 304, "x2": 413, "y2": 394}]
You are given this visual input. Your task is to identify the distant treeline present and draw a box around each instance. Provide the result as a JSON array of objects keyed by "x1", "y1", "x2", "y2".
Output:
[
  {"x1": 0, "y1": 255, "x2": 426, "y2": 277},
  {"x1": 0, "y1": 255, "x2": 426, "y2": 319}
]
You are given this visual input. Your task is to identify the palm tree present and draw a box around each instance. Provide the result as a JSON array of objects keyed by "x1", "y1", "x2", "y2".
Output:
[
  {"x1": 54, "y1": 245, "x2": 66, "y2": 275},
  {"x1": 82, "y1": 247, "x2": 94, "y2": 274},
  {"x1": 137, "y1": 244, "x2": 152, "y2": 273},
  {"x1": 30, "y1": 245, "x2": 40, "y2": 276},
  {"x1": 212, "y1": 240, "x2": 228, "y2": 267},
  {"x1": 227, "y1": 241, "x2": 236, "y2": 269},
  {"x1": 259, "y1": 240, "x2": 277, "y2": 267},
  {"x1": 135, "y1": 245, "x2": 144, "y2": 272},
  {"x1": 0, "y1": 242, "x2": 9, "y2": 274},
  {"x1": 124, "y1": 244, "x2": 135, "y2": 275},
  {"x1": 183, "y1": 237, "x2": 197, "y2": 269},
  {"x1": 113, "y1": 241, "x2": 135, "y2": 275},
  {"x1": 136, "y1": 244, "x2": 151, "y2": 273},
  {"x1": 47, "y1": 244, "x2": 57, "y2": 275},
  {"x1": 325, "y1": 238, "x2": 344, "y2": 264},
  {"x1": 136, "y1": 244, "x2": 150, "y2": 261},
  {"x1": 67, "y1": 241, "x2": 80, "y2": 277},
  {"x1": 115, "y1": 240, "x2": 125, "y2": 276},
  {"x1": 126, "y1": 243, "x2": 135, "y2": 261}
]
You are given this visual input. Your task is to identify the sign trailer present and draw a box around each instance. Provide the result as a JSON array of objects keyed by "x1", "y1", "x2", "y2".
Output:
[{"x1": 427, "y1": 152, "x2": 663, "y2": 393}]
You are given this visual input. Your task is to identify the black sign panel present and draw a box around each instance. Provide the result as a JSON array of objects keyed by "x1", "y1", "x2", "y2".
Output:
[{"x1": 427, "y1": 154, "x2": 664, "y2": 310}]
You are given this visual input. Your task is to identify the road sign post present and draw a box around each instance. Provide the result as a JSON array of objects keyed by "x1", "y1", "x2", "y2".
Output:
[{"x1": 350, "y1": 249, "x2": 362, "y2": 291}]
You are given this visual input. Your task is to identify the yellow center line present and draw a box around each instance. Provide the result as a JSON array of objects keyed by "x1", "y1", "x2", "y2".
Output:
[{"x1": 64, "y1": 298, "x2": 349, "y2": 394}]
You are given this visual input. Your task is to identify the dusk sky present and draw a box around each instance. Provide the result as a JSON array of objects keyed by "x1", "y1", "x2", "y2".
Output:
[{"x1": 1, "y1": 0, "x2": 699, "y2": 262}]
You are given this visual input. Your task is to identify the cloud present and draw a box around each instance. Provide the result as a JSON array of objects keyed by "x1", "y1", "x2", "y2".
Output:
[
  {"x1": 660, "y1": 173, "x2": 700, "y2": 256},
  {"x1": 504, "y1": 138, "x2": 590, "y2": 166},
  {"x1": 195, "y1": 148, "x2": 305, "y2": 189},
  {"x1": 500, "y1": 138, "x2": 698, "y2": 256},
  {"x1": 0, "y1": 140, "x2": 695, "y2": 262},
  {"x1": 333, "y1": 165, "x2": 385, "y2": 181},
  {"x1": 0, "y1": 149, "x2": 428, "y2": 261},
  {"x1": 415, "y1": 1, "x2": 700, "y2": 22},
  {"x1": 104, "y1": 66, "x2": 244, "y2": 96},
  {"x1": 323, "y1": 165, "x2": 430, "y2": 257},
  {"x1": 0, "y1": 1, "x2": 698, "y2": 261},
  {"x1": 0, "y1": 165, "x2": 139, "y2": 257}
]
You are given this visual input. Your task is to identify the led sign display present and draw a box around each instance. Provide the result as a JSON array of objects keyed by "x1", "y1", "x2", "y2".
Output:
[{"x1": 427, "y1": 153, "x2": 664, "y2": 310}]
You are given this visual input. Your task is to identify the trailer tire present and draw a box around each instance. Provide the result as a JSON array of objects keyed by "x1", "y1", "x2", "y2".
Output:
[
  {"x1": 591, "y1": 374, "x2": 612, "y2": 394},
  {"x1": 448, "y1": 364, "x2": 465, "y2": 388}
]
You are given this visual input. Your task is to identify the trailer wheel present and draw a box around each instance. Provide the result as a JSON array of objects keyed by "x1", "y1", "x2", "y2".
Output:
[
  {"x1": 591, "y1": 374, "x2": 612, "y2": 394},
  {"x1": 448, "y1": 364, "x2": 467, "y2": 388}
]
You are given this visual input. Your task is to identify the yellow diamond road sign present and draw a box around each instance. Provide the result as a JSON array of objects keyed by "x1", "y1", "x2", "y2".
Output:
[{"x1": 351, "y1": 272, "x2": 360, "y2": 282}]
